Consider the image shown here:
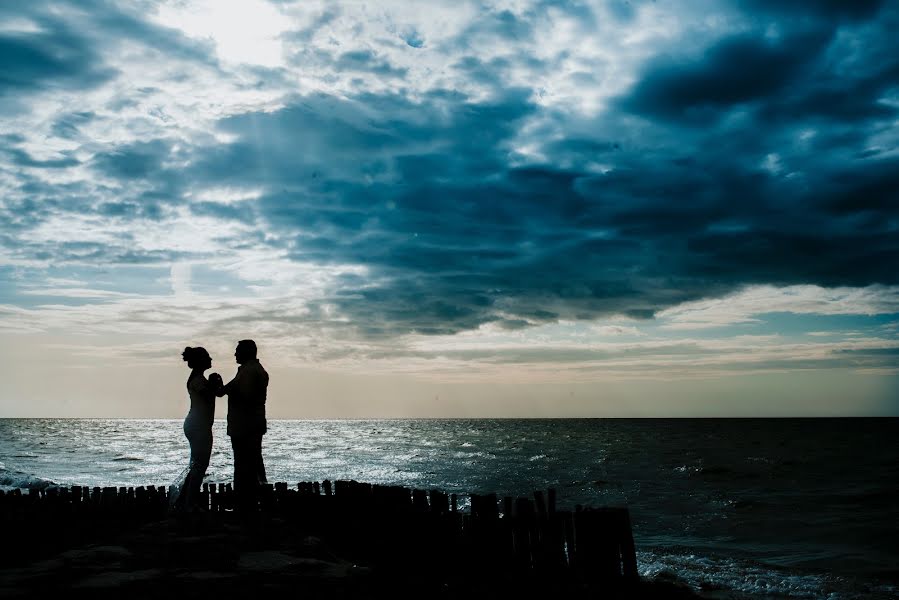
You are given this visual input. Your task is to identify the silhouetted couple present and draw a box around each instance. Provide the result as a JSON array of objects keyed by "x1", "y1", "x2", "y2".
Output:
[{"x1": 180, "y1": 339, "x2": 269, "y2": 512}]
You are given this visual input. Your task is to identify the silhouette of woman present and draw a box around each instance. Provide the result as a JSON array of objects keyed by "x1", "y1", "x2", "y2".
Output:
[{"x1": 179, "y1": 347, "x2": 220, "y2": 511}]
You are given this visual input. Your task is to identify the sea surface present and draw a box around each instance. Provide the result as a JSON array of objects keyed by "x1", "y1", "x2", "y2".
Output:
[{"x1": 1, "y1": 418, "x2": 896, "y2": 599}]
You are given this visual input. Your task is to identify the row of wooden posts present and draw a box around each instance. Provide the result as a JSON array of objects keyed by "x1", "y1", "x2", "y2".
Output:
[{"x1": 0, "y1": 481, "x2": 638, "y2": 582}]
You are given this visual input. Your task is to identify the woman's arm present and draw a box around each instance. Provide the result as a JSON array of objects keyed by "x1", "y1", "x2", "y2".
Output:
[
  {"x1": 189, "y1": 372, "x2": 215, "y2": 398},
  {"x1": 208, "y1": 372, "x2": 225, "y2": 397},
  {"x1": 211, "y1": 372, "x2": 235, "y2": 397}
]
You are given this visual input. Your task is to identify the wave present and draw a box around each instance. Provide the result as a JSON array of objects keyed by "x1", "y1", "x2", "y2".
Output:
[
  {"x1": 0, "y1": 466, "x2": 56, "y2": 492},
  {"x1": 673, "y1": 463, "x2": 762, "y2": 480},
  {"x1": 639, "y1": 548, "x2": 897, "y2": 599},
  {"x1": 111, "y1": 456, "x2": 144, "y2": 462}
]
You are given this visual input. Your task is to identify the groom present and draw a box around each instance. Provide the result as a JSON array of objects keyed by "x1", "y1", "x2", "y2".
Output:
[{"x1": 214, "y1": 339, "x2": 269, "y2": 511}]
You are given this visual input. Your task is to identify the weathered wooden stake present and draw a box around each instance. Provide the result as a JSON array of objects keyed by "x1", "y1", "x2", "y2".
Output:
[{"x1": 618, "y1": 508, "x2": 638, "y2": 579}]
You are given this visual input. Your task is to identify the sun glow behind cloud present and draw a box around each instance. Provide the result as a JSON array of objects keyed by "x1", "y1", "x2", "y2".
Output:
[{"x1": 153, "y1": 0, "x2": 288, "y2": 68}]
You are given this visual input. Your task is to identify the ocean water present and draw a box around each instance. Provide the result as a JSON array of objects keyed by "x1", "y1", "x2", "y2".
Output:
[{"x1": 1, "y1": 418, "x2": 896, "y2": 599}]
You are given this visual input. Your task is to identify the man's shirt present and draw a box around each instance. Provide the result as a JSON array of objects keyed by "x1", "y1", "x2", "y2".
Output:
[{"x1": 224, "y1": 359, "x2": 269, "y2": 437}]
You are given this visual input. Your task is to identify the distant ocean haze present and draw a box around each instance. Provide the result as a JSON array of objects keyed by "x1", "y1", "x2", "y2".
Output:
[{"x1": 1, "y1": 418, "x2": 897, "y2": 599}]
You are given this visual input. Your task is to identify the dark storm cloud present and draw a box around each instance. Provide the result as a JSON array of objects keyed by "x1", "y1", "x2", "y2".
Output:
[
  {"x1": 166, "y1": 0, "x2": 898, "y2": 337},
  {"x1": 91, "y1": 139, "x2": 174, "y2": 180},
  {"x1": 621, "y1": 30, "x2": 833, "y2": 124},
  {"x1": 186, "y1": 89, "x2": 690, "y2": 334},
  {"x1": 740, "y1": 0, "x2": 886, "y2": 21},
  {"x1": 621, "y1": 2, "x2": 898, "y2": 128},
  {"x1": 0, "y1": 16, "x2": 115, "y2": 95},
  {"x1": 0, "y1": 1, "x2": 217, "y2": 99}
]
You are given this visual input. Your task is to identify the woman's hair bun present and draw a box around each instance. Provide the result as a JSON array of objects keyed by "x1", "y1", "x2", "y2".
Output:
[{"x1": 182, "y1": 346, "x2": 208, "y2": 368}]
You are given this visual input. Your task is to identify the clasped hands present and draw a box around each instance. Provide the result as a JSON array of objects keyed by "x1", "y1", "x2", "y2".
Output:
[{"x1": 208, "y1": 372, "x2": 224, "y2": 393}]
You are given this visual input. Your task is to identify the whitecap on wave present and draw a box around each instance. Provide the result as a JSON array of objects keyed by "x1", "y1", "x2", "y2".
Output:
[
  {"x1": 0, "y1": 465, "x2": 56, "y2": 492},
  {"x1": 637, "y1": 549, "x2": 895, "y2": 599}
]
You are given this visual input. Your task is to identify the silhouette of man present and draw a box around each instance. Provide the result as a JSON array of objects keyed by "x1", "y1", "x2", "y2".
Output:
[{"x1": 217, "y1": 339, "x2": 268, "y2": 511}]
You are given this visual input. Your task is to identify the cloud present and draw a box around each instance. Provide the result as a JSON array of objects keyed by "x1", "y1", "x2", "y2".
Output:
[
  {"x1": 334, "y1": 50, "x2": 409, "y2": 79},
  {"x1": 2, "y1": 286, "x2": 896, "y2": 382},
  {"x1": 3, "y1": 144, "x2": 80, "y2": 169},
  {"x1": 739, "y1": 0, "x2": 886, "y2": 21},
  {"x1": 170, "y1": 263, "x2": 192, "y2": 297},
  {"x1": 658, "y1": 285, "x2": 899, "y2": 330},
  {"x1": 0, "y1": 0, "x2": 897, "y2": 368},
  {"x1": 161, "y1": 76, "x2": 897, "y2": 337},
  {"x1": 91, "y1": 139, "x2": 175, "y2": 180},
  {"x1": 621, "y1": 30, "x2": 833, "y2": 124},
  {"x1": 0, "y1": 15, "x2": 116, "y2": 95}
]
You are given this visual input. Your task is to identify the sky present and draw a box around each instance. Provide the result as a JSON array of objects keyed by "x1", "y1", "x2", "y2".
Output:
[{"x1": 1, "y1": 0, "x2": 897, "y2": 418}]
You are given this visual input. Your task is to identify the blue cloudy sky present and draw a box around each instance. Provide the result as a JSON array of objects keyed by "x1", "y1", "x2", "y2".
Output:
[{"x1": 1, "y1": 0, "x2": 897, "y2": 417}]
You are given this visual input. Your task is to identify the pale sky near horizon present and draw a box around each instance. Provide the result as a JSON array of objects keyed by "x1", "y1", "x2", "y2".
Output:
[{"x1": 1, "y1": 0, "x2": 898, "y2": 417}]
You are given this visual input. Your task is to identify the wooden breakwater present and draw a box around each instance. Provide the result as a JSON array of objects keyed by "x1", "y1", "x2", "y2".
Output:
[{"x1": 0, "y1": 481, "x2": 637, "y2": 584}]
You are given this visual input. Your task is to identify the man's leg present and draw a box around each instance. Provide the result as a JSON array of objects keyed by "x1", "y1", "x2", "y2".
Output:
[
  {"x1": 231, "y1": 435, "x2": 256, "y2": 511},
  {"x1": 254, "y1": 434, "x2": 267, "y2": 485}
]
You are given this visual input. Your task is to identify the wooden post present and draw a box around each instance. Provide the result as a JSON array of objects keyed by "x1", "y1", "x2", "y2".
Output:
[
  {"x1": 534, "y1": 490, "x2": 547, "y2": 517},
  {"x1": 618, "y1": 508, "x2": 638, "y2": 579},
  {"x1": 562, "y1": 510, "x2": 576, "y2": 569},
  {"x1": 503, "y1": 496, "x2": 513, "y2": 518},
  {"x1": 429, "y1": 490, "x2": 449, "y2": 514},
  {"x1": 323, "y1": 480, "x2": 332, "y2": 496},
  {"x1": 451, "y1": 493, "x2": 457, "y2": 513},
  {"x1": 135, "y1": 486, "x2": 146, "y2": 515},
  {"x1": 575, "y1": 509, "x2": 621, "y2": 581},
  {"x1": 512, "y1": 497, "x2": 534, "y2": 570},
  {"x1": 412, "y1": 488, "x2": 429, "y2": 512},
  {"x1": 532, "y1": 490, "x2": 554, "y2": 571}
]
